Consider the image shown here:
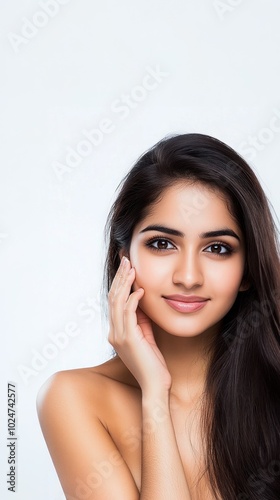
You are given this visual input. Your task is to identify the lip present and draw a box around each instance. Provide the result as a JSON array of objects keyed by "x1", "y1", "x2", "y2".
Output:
[
  {"x1": 163, "y1": 295, "x2": 209, "y2": 303},
  {"x1": 163, "y1": 295, "x2": 209, "y2": 313}
]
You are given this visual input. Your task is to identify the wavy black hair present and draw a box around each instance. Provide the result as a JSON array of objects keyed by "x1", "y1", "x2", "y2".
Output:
[{"x1": 103, "y1": 133, "x2": 280, "y2": 499}]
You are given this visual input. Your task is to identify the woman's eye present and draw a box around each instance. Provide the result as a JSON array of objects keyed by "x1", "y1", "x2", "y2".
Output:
[
  {"x1": 146, "y1": 238, "x2": 175, "y2": 251},
  {"x1": 204, "y1": 243, "x2": 232, "y2": 255}
]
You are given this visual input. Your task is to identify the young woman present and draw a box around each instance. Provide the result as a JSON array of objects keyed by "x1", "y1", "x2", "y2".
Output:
[{"x1": 37, "y1": 133, "x2": 280, "y2": 500}]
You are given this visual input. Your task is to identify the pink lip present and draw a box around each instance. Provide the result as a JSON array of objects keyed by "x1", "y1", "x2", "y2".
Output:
[
  {"x1": 163, "y1": 295, "x2": 209, "y2": 313},
  {"x1": 163, "y1": 295, "x2": 209, "y2": 303}
]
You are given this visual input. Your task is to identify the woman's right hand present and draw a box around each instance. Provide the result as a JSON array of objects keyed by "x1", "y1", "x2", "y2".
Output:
[{"x1": 108, "y1": 256, "x2": 172, "y2": 396}]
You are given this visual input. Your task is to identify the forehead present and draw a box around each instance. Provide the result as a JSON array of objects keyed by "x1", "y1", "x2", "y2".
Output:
[{"x1": 134, "y1": 181, "x2": 240, "y2": 234}]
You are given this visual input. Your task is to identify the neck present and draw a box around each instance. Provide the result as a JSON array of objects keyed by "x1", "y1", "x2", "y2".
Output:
[{"x1": 152, "y1": 322, "x2": 219, "y2": 404}]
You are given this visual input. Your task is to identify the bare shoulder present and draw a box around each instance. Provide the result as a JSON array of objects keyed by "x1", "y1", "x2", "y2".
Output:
[
  {"x1": 36, "y1": 358, "x2": 141, "y2": 499},
  {"x1": 37, "y1": 355, "x2": 140, "y2": 418}
]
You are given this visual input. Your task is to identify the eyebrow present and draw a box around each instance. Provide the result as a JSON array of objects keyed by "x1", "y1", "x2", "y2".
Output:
[{"x1": 139, "y1": 224, "x2": 241, "y2": 241}]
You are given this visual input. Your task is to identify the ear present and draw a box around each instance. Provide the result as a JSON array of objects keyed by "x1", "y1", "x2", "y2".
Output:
[
  {"x1": 238, "y1": 278, "x2": 251, "y2": 292},
  {"x1": 238, "y1": 262, "x2": 251, "y2": 292}
]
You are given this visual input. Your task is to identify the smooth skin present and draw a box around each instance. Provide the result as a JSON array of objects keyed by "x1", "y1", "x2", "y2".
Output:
[{"x1": 37, "y1": 182, "x2": 248, "y2": 500}]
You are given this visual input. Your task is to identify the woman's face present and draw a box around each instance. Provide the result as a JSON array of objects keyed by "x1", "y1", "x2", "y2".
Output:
[{"x1": 127, "y1": 182, "x2": 247, "y2": 338}]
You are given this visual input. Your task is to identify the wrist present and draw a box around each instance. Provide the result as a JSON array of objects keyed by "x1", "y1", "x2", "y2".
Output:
[
  {"x1": 141, "y1": 392, "x2": 172, "y2": 441},
  {"x1": 142, "y1": 388, "x2": 170, "y2": 411}
]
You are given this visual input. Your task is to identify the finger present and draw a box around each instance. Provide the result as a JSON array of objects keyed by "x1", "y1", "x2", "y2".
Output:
[
  {"x1": 108, "y1": 257, "x2": 128, "y2": 343},
  {"x1": 114, "y1": 258, "x2": 133, "y2": 297},
  {"x1": 109, "y1": 263, "x2": 136, "y2": 343},
  {"x1": 109, "y1": 260, "x2": 134, "y2": 315},
  {"x1": 110, "y1": 267, "x2": 136, "y2": 328},
  {"x1": 109, "y1": 256, "x2": 129, "y2": 297},
  {"x1": 108, "y1": 257, "x2": 132, "y2": 322},
  {"x1": 122, "y1": 287, "x2": 145, "y2": 341}
]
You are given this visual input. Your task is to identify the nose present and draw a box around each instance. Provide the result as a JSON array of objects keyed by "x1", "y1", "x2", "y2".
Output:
[{"x1": 172, "y1": 249, "x2": 203, "y2": 289}]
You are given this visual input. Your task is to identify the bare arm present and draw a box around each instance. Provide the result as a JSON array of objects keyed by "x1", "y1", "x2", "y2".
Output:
[
  {"x1": 108, "y1": 256, "x2": 192, "y2": 499},
  {"x1": 140, "y1": 391, "x2": 192, "y2": 499},
  {"x1": 37, "y1": 371, "x2": 140, "y2": 500},
  {"x1": 37, "y1": 374, "x2": 191, "y2": 500},
  {"x1": 37, "y1": 256, "x2": 192, "y2": 499}
]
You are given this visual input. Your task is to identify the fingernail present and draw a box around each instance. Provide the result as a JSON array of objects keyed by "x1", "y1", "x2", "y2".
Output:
[{"x1": 122, "y1": 256, "x2": 129, "y2": 266}]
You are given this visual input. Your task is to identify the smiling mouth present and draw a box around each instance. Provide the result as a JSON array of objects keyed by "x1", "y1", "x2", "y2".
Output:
[{"x1": 163, "y1": 297, "x2": 209, "y2": 313}]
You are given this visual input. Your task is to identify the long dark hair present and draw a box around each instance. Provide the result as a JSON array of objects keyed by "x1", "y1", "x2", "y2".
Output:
[{"x1": 103, "y1": 133, "x2": 280, "y2": 499}]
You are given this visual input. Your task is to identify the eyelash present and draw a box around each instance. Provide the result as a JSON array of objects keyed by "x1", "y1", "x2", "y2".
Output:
[{"x1": 145, "y1": 236, "x2": 234, "y2": 256}]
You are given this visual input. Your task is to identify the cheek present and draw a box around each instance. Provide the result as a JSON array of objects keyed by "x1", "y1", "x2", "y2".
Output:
[
  {"x1": 132, "y1": 265, "x2": 155, "y2": 292},
  {"x1": 211, "y1": 261, "x2": 244, "y2": 297},
  {"x1": 130, "y1": 258, "x2": 147, "y2": 292},
  {"x1": 130, "y1": 255, "x2": 166, "y2": 291}
]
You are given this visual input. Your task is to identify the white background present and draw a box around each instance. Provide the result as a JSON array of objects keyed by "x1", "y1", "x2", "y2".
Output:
[{"x1": 1, "y1": 1, "x2": 280, "y2": 498}]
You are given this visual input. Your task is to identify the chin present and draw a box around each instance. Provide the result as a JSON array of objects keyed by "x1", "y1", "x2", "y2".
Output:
[{"x1": 152, "y1": 323, "x2": 215, "y2": 339}]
